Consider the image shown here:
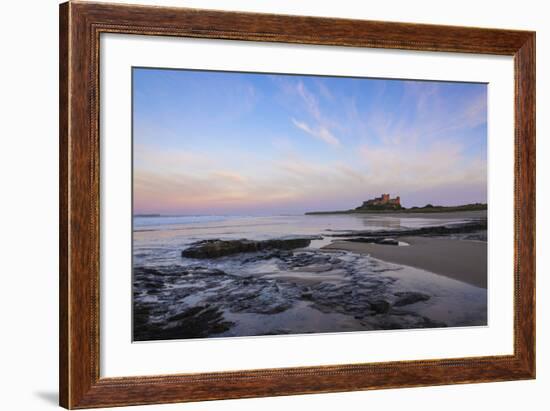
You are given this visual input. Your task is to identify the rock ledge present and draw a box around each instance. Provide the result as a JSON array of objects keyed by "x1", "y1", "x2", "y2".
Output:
[{"x1": 181, "y1": 237, "x2": 316, "y2": 259}]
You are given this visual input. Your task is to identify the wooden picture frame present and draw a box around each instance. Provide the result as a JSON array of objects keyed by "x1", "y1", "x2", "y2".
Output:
[{"x1": 59, "y1": 1, "x2": 535, "y2": 408}]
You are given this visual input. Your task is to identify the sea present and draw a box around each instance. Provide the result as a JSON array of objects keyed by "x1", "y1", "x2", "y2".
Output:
[{"x1": 133, "y1": 213, "x2": 477, "y2": 266}]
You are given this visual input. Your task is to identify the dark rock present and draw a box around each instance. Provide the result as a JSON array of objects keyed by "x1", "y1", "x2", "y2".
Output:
[
  {"x1": 417, "y1": 316, "x2": 447, "y2": 328},
  {"x1": 167, "y1": 306, "x2": 206, "y2": 322},
  {"x1": 242, "y1": 250, "x2": 292, "y2": 263},
  {"x1": 343, "y1": 237, "x2": 398, "y2": 246},
  {"x1": 280, "y1": 251, "x2": 335, "y2": 268},
  {"x1": 134, "y1": 305, "x2": 234, "y2": 341},
  {"x1": 344, "y1": 237, "x2": 378, "y2": 244},
  {"x1": 219, "y1": 282, "x2": 294, "y2": 314},
  {"x1": 394, "y1": 291, "x2": 431, "y2": 306},
  {"x1": 192, "y1": 267, "x2": 226, "y2": 276},
  {"x1": 133, "y1": 244, "x2": 456, "y2": 340},
  {"x1": 370, "y1": 299, "x2": 391, "y2": 314},
  {"x1": 462, "y1": 232, "x2": 488, "y2": 241},
  {"x1": 181, "y1": 237, "x2": 315, "y2": 259},
  {"x1": 328, "y1": 220, "x2": 487, "y2": 239},
  {"x1": 143, "y1": 281, "x2": 163, "y2": 290}
]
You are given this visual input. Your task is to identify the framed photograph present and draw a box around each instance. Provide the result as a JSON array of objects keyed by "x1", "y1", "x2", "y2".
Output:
[{"x1": 59, "y1": 1, "x2": 535, "y2": 408}]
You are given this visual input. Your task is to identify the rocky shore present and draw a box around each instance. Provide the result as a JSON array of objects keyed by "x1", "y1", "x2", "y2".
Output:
[
  {"x1": 181, "y1": 236, "x2": 319, "y2": 259},
  {"x1": 133, "y1": 256, "x2": 448, "y2": 341},
  {"x1": 326, "y1": 219, "x2": 487, "y2": 239},
  {"x1": 133, "y1": 224, "x2": 487, "y2": 340}
]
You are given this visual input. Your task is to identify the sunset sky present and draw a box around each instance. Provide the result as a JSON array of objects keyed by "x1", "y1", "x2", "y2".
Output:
[{"x1": 133, "y1": 68, "x2": 487, "y2": 215}]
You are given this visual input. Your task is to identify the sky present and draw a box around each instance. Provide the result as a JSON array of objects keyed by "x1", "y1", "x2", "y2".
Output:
[{"x1": 133, "y1": 68, "x2": 487, "y2": 215}]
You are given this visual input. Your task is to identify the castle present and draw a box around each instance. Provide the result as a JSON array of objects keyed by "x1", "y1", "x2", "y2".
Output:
[{"x1": 357, "y1": 194, "x2": 402, "y2": 210}]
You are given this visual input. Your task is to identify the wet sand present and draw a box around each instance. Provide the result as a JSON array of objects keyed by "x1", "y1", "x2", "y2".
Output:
[{"x1": 323, "y1": 237, "x2": 487, "y2": 288}]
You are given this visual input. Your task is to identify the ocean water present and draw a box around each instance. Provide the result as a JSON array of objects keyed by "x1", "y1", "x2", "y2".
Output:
[
  {"x1": 133, "y1": 213, "x2": 477, "y2": 267},
  {"x1": 133, "y1": 213, "x2": 488, "y2": 339}
]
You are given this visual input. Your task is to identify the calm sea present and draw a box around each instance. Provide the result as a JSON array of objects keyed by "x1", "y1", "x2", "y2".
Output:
[{"x1": 133, "y1": 213, "x2": 477, "y2": 268}]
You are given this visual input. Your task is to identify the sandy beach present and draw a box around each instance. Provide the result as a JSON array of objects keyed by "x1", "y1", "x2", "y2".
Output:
[{"x1": 323, "y1": 237, "x2": 487, "y2": 288}]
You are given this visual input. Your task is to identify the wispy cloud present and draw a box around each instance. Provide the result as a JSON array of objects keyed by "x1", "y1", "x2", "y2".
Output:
[
  {"x1": 316, "y1": 79, "x2": 334, "y2": 101},
  {"x1": 359, "y1": 141, "x2": 486, "y2": 190},
  {"x1": 296, "y1": 81, "x2": 322, "y2": 120},
  {"x1": 279, "y1": 79, "x2": 341, "y2": 147},
  {"x1": 353, "y1": 81, "x2": 487, "y2": 149},
  {"x1": 291, "y1": 118, "x2": 340, "y2": 146},
  {"x1": 134, "y1": 139, "x2": 486, "y2": 215}
]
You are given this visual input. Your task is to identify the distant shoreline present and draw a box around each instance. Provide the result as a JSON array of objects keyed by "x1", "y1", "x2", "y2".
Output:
[{"x1": 305, "y1": 203, "x2": 487, "y2": 215}]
